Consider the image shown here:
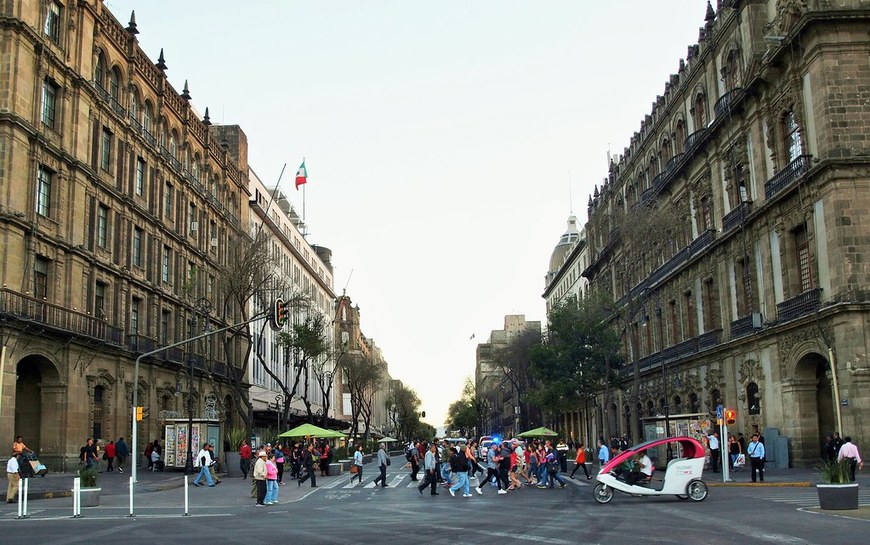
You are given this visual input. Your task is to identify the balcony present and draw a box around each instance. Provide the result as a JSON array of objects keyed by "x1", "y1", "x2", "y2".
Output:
[
  {"x1": 143, "y1": 129, "x2": 156, "y2": 148},
  {"x1": 664, "y1": 153, "x2": 684, "y2": 175},
  {"x1": 714, "y1": 87, "x2": 745, "y2": 119},
  {"x1": 635, "y1": 329, "x2": 721, "y2": 374},
  {"x1": 730, "y1": 313, "x2": 763, "y2": 339},
  {"x1": 684, "y1": 128, "x2": 707, "y2": 154},
  {"x1": 689, "y1": 228, "x2": 715, "y2": 255},
  {"x1": 776, "y1": 288, "x2": 821, "y2": 323},
  {"x1": 0, "y1": 288, "x2": 122, "y2": 345},
  {"x1": 109, "y1": 97, "x2": 126, "y2": 117},
  {"x1": 764, "y1": 155, "x2": 811, "y2": 199},
  {"x1": 721, "y1": 200, "x2": 753, "y2": 232},
  {"x1": 128, "y1": 334, "x2": 157, "y2": 353}
]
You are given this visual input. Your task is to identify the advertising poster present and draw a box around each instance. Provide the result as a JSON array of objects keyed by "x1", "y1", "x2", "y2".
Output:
[
  {"x1": 164, "y1": 425, "x2": 177, "y2": 467},
  {"x1": 176, "y1": 425, "x2": 188, "y2": 468}
]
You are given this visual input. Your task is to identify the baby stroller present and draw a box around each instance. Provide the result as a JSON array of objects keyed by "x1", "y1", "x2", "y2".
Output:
[{"x1": 22, "y1": 452, "x2": 48, "y2": 477}]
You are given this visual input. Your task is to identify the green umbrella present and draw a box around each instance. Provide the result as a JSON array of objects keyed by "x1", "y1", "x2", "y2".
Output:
[
  {"x1": 278, "y1": 423, "x2": 346, "y2": 439},
  {"x1": 517, "y1": 426, "x2": 559, "y2": 438}
]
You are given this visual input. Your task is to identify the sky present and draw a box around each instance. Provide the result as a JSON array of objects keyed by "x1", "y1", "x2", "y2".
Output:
[{"x1": 105, "y1": 0, "x2": 707, "y2": 427}]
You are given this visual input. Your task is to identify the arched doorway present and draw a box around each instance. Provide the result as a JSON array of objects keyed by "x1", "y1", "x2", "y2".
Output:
[
  {"x1": 790, "y1": 352, "x2": 834, "y2": 464},
  {"x1": 15, "y1": 355, "x2": 61, "y2": 454}
]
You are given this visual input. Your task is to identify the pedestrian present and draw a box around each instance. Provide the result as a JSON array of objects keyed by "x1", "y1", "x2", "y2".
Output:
[
  {"x1": 297, "y1": 443, "x2": 317, "y2": 487},
  {"x1": 570, "y1": 443, "x2": 591, "y2": 479},
  {"x1": 6, "y1": 452, "x2": 21, "y2": 503},
  {"x1": 253, "y1": 450, "x2": 268, "y2": 506},
  {"x1": 275, "y1": 443, "x2": 286, "y2": 485},
  {"x1": 191, "y1": 443, "x2": 215, "y2": 487},
  {"x1": 152, "y1": 439, "x2": 163, "y2": 471},
  {"x1": 832, "y1": 432, "x2": 845, "y2": 455},
  {"x1": 417, "y1": 443, "x2": 439, "y2": 496},
  {"x1": 597, "y1": 438, "x2": 610, "y2": 468},
  {"x1": 837, "y1": 436, "x2": 863, "y2": 482},
  {"x1": 144, "y1": 441, "x2": 154, "y2": 470},
  {"x1": 542, "y1": 447, "x2": 567, "y2": 488},
  {"x1": 104, "y1": 440, "x2": 116, "y2": 472},
  {"x1": 239, "y1": 438, "x2": 252, "y2": 479},
  {"x1": 708, "y1": 431, "x2": 721, "y2": 473},
  {"x1": 207, "y1": 443, "x2": 221, "y2": 484},
  {"x1": 350, "y1": 444, "x2": 364, "y2": 484},
  {"x1": 12, "y1": 436, "x2": 32, "y2": 456},
  {"x1": 728, "y1": 434, "x2": 741, "y2": 472},
  {"x1": 409, "y1": 441, "x2": 421, "y2": 481},
  {"x1": 320, "y1": 441, "x2": 330, "y2": 477},
  {"x1": 508, "y1": 440, "x2": 522, "y2": 490},
  {"x1": 748, "y1": 433, "x2": 765, "y2": 483},
  {"x1": 476, "y1": 443, "x2": 502, "y2": 495},
  {"x1": 448, "y1": 445, "x2": 472, "y2": 497},
  {"x1": 265, "y1": 452, "x2": 279, "y2": 504},
  {"x1": 115, "y1": 437, "x2": 129, "y2": 473},
  {"x1": 373, "y1": 443, "x2": 389, "y2": 488},
  {"x1": 497, "y1": 441, "x2": 512, "y2": 492},
  {"x1": 80, "y1": 437, "x2": 98, "y2": 470},
  {"x1": 823, "y1": 433, "x2": 836, "y2": 462},
  {"x1": 466, "y1": 440, "x2": 481, "y2": 484}
]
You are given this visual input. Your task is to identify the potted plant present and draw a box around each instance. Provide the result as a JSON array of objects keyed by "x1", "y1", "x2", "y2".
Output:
[
  {"x1": 78, "y1": 467, "x2": 101, "y2": 507},
  {"x1": 223, "y1": 427, "x2": 247, "y2": 478},
  {"x1": 817, "y1": 459, "x2": 859, "y2": 510}
]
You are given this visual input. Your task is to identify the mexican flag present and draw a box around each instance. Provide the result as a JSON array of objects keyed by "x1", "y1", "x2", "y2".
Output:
[{"x1": 295, "y1": 160, "x2": 307, "y2": 190}]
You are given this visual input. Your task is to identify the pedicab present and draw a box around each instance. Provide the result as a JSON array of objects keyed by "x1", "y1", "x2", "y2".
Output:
[
  {"x1": 592, "y1": 436, "x2": 707, "y2": 504},
  {"x1": 22, "y1": 451, "x2": 49, "y2": 477}
]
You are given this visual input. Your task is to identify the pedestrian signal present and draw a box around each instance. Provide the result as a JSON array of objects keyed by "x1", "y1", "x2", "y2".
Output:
[
  {"x1": 271, "y1": 298, "x2": 289, "y2": 330},
  {"x1": 724, "y1": 408, "x2": 736, "y2": 426},
  {"x1": 136, "y1": 406, "x2": 144, "y2": 421}
]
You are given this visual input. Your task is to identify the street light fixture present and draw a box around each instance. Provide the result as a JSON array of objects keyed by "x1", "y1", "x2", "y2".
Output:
[
  {"x1": 274, "y1": 394, "x2": 284, "y2": 431},
  {"x1": 184, "y1": 297, "x2": 211, "y2": 475}
]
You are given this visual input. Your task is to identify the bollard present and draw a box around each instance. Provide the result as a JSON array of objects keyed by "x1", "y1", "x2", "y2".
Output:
[
  {"x1": 72, "y1": 476, "x2": 81, "y2": 518},
  {"x1": 22, "y1": 478, "x2": 28, "y2": 518},
  {"x1": 183, "y1": 475, "x2": 189, "y2": 516},
  {"x1": 16, "y1": 477, "x2": 23, "y2": 519},
  {"x1": 128, "y1": 476, "x2": 134, "y2": 517}
]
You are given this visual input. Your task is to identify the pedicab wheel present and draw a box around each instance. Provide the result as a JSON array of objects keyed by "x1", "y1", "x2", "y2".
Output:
[
  {"x1": 686, "y1": 479, "x2": 708, "y2": 502},
  {"x1": 675, "y1": 494, "x2": 688, "y2": 500},
  {"x1": 593, "y1": 483, "x2": 613, "y2": 504}
]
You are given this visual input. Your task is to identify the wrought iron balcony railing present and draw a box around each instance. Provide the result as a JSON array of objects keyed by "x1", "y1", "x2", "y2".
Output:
[
  {"x1": 721, "y1": 200, "x2": 753, "y2": 232},
  {"x1": 0, "y1": 288, "x2": 122, "y2": 345},
  {"x1": 714, "y1": 87, "x2": 745, "y2": 119},
  {"x1": 776, "y1": 288, "x2": 821, "y2": 323},
  {"x1": 764, "y1": 155, "x2": 811, "y2": 200}
]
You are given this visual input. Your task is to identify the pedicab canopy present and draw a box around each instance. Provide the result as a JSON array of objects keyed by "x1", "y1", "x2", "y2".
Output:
[
  {"x1": 517, "y1": 426, "x2": 559, "y2": 438},
  {"x1": 278, "y1": 423, "x2": 346, "y2": 439},
  {"x1": 601, "y1": 436, "x2": 706, "y2": 474}
]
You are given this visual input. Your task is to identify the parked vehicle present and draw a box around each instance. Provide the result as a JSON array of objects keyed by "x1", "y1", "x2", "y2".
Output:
[{"x1": 478, "y1": 436, "x2": 496, "y2": 462}]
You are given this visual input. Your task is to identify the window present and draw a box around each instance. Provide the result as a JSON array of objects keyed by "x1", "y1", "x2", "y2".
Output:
[
  {"x1": 675, "y1": 120, "x2": 686, "y2": 154},
  {"x1": 700, "y1": 196, "x2": 713, "y2": 230},
  {"x1": 129, "y1": 92, "x2": 138, "y2": 120},
  {"x1": 94, "y1": 282, "x2": 106, "y2": 319},
  {"x1": 162, "y1": 246, "x2": 171, "y2": 283},
  {"x1": 100, "y1": 128, "x2": 111, "y2": 171},
  {"x1": 795, "y1": 225, "x2": 813, "y2": 292},
  {"x1": 132, "y1": 227, "x2": 143, "y2": 268},
  {"x1": 747, "y1": 383, "x2": 761, "y2": 415},
  {"x1": 109, "y1": 68, "x2": 120, "y2": 100},
  {"x1": 164, "y1": 183, "x2": 173, "y2": 218},
  {"x1": 784, "y1": 111, "x2": 803, "y2": 162},
  {"x1": 92, "y1": 385, "x2": 104, "y2": 440},
  {"x1": 44, "y1": 2, "x2": 61, "y2": 42},
  {"x1": 724, "y1": 50, "x2": 741, "y2": 91},
  {"x1": 41, "y1": 79, "x2": 58, "y2": 128},
  {"x1": 34, "y1": 257, "x2": 49, "y2": 299},
  {"x1": 94, "y1": 55, "x2": 104, "y2": 89},
  {"x1": 136, "y1": 158, "x2": 145, "y2": 196},
  {"x1": 36, "y1": 166, "x2": 52, "y2": 217},
  {"x1": 693, "y1": 93, "x2": 707, "y2": 129},
  {"x1": 96, "y1": 204, "x2": 108, "y2": 248},
  {"x1": 130, "y1": 297, "x2": 141, "y2": 334},
  {"x1": 160, "y1": 310, "x2": 170, "y2": 345},
  {"x1": 188, "y1": 203, "x2": 197, "y2": 236},
  {"x1": 143, "y1": 102, "x2": 152, "y2": 134},
  {"x1": 169, "y1": 134, "x2": 177, "y2": 157}
]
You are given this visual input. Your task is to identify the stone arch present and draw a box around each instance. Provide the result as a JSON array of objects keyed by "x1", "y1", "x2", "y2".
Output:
[
  {"x1": 785, "y1": 351, "x2": 833, "y2": 465},
  {"x1": 14, "y1": 353, "x2": 63, "y2": 454},
  {"x1": 86, "y1": 369, "x2": 116, "y2": 442}
]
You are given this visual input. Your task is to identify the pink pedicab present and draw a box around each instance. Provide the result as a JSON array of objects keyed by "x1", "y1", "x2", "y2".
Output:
[{"x1": 592, "y1": 436, "x2": 708, "y2": 504}]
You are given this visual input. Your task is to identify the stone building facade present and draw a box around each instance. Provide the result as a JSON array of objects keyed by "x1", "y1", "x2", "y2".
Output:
[
  {"x1": 0, "y1": 1, "x2": 251, "y2": 468},
  {"x1": 582, "y1": 0, "x2": 870, "y2": 465}
]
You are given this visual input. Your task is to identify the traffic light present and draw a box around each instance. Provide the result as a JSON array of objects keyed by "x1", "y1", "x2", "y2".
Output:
[
  {"x1": 725, "y1": 408, "x2": 736, "y2": 426},
  {"x1": 421, "y1": 411, "x2": 426, "y2": 419},
  {"x1": 136, "y1": 406, "x2": 144, "y2": 422},
  {"x1": 271, "y1": 298, "x2": 289, "y2": 330}
]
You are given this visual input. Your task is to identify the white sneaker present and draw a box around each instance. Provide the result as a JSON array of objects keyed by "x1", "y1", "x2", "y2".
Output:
[
  {"x1": 497, "y1": 489, "x2": 508, "y2": 494},
  {"x1": 462, "y1": 493, "x2": 472, "y2": 497},
  {"x1": 449, "y1": 489, "x2": 456, "y2": 497},
  {"x1": 475, "y1": 487, "x2": 482, "y2": 495}
]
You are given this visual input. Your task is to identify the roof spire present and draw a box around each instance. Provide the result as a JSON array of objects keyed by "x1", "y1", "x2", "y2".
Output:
[
  {"x1": 126, "y1": 10, "x2": 139, "y2": 34},
  {"x1": 203, "y1": 107, "x2": 211, "y2": 126},
  {"x1": 705, "y1": 1, "x2": 715, "y2": 22},
  {"x1": 156, "y1": 48, "x2": 167, "y2": 71},
  {"x1": 181, "y1": 79, "x2": 191, "y2": 100}
]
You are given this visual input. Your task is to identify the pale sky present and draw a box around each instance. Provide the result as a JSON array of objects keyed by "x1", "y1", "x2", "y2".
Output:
[{"x1": 106, "y1": 0, "x2": 706, "y2": 427}]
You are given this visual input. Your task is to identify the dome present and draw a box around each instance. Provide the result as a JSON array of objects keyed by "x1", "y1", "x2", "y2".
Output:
[{"x1": 548, "y1": 215, "x2": 580, "y2": 275}]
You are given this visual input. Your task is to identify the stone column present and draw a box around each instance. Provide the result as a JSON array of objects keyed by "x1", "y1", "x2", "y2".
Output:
[{"x1": 780, "y1": 378, "x2": 820, "y2": 466}]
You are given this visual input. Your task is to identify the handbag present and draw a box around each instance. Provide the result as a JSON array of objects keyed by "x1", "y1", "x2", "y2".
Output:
[
  {"x1": 350, "y1": 464, "x2": 359, "y2": 474},
  {"x1": 734, "y1": 454, "x2": 746, "y2": 467},
  {"x1": 386, "y1": 458, "x2": 391, "y2": 466}
]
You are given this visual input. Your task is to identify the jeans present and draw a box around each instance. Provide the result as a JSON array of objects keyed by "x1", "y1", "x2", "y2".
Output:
[
  {"x1": 265, "y1": 479, "x2": 279, "y2": 503},
  {"x1": 374, "y1": 464, "x2": 387, "y2": 486},
  {"x1": 193, "y1": 465, "x2": 214, "y2": 486},
  {"x1": 480, "y1": 467, "x2": 500, "y2": 490},
  {"x1": 548, "y1": 470, "x2": 566, "y2": 487},
  {"x1": 450, "y1": 471, "x2": 470, "y2": 495}
]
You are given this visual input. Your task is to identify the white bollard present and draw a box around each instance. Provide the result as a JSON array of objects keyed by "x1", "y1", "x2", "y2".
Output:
[
  {"x1": 72, "y1": 476, "x2": 81, "y2": 518},
  {"x1": 16, "y1": 477, "x2": 22, "y2": 519},
  {"x1": 128, "y1": 476, "x2": 134, "y2": 517},
  {"x1": 183, "y1": 475, "x2": 189, "y2": 516},
  {"x1": 22, "y1": 478, "x2": 28, "y2": 518}
]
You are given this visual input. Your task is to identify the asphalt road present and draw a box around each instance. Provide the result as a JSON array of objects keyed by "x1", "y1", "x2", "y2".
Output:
[{"x1": 4, "y1": 467, "x2": 869, "y2": 544}]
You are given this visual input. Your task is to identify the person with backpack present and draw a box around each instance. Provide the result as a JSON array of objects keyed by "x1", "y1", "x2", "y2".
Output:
[
  {"x1": 407, "y1": 441, "x2": 420, "y2": 481},
  {"x1": 448, "y1": 445, "x2": 472, "y2": 497},
  {"x1": 540, "y1": 446, "x2": 567, "y2": 488},
  {"x1": 373, "y1": 443, "x2": 390, "y2": 488}
]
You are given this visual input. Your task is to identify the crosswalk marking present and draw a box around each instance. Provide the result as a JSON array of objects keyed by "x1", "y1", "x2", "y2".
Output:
[
  {"x1": 389, "y1": 475, "x2": 406, "y2": 487},
  {"x1": 364, "y1": 481, "x2": 377, "y2": 488},
  {"x1": 321, "y1": 479, "x2": 343, "y2": 489},
  {"x1": 343, "y1": 480, "x2": 360, "y2": 489}
]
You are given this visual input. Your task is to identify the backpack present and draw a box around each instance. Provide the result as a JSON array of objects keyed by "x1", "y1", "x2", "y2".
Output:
[{"x1": 405, "y1": 447, "x2": 414, "y2": 462}]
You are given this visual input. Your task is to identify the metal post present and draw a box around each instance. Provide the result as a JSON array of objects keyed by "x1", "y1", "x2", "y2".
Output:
[
  {"x1": 184, "y1": 475, "x2": 190, "y2": 516},
  {"x1": 721, "y1": 421, "x2": 730, "y2": 483},
  {"x1": 22, "y1": 478, "x2": 28, "y2": 518},
  {"x1": 128, "y1": 476, "x2": 134, "y2": 517},
  {"x1": 72, "y1": 476, "x2": 81, "y2": 518},
  {"x1": 16, "y1": 477, "x2": 23, "y2": 519}
]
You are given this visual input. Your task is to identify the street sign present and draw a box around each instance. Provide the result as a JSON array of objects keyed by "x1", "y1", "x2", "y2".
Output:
[{"x1": 716, "y1": 404, "x2": 723, "y2": 419}]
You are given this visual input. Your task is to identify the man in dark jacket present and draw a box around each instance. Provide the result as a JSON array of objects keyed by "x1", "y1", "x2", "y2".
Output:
[
  {"x1": 115, "y1": 437, "x2": 129, "y2": 473},
  {"x1": 297, "y1": 443, "x2": 317, "y2": 487}
]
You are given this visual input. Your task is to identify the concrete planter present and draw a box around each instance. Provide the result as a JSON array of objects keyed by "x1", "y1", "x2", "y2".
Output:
[
  {"x1": 363, "y1": 454, "x2": 373, "y2": 464},
  {"x1": 817, "y1": 483, "x2": 859, "y2": 510},
  {"x1": 225, "y1": 452, "x2": 240, "y2": 477},
  {"x1": 80, "y1": 487, "x2": 101, "y2": 507},
  {"x1": 339, "y1": 459, "x2": 352, "y2": 472},
  {"x1": 329, "y1": 463, "x2": 343, "y2": 475}
]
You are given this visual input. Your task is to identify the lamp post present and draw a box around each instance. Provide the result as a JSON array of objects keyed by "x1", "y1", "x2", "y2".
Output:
[
  {"x1": 185, "y1": 297, "x2": 211, "y2": 475},
  {"x1": 274, "y1": 394, "x2": 284, "y2": 431},
  {"x1": 655, "y1": 305, "x2": 673, "y2": 460}
]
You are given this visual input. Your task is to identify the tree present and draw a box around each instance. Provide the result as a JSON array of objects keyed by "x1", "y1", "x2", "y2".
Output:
[
  {"x1": 340, "y1": 351, "x2": 382, "y2": 442},
  {"x1": 445, "y1": 377, "x2": 490, "y2": 438},
  {"x1": 385, "y1": 383, "x2": 423, "y2": 442},
  {"x1": 529, "y1": 292, "x2": 623, "y2": 440},
  {"x1": 278, "y1": 309, "x2": 331, "y2": 423},
  {"x1": 493, "y1": 328, "x2": 542, "y2": 431}
]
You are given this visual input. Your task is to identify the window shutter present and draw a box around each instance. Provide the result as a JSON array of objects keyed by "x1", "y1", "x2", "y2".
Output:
[
  {"x1": 116, "y1": 140, "x2": 125, "y2": 190},
  {"x1": 149, "y1": 167, "x2": 158, "y2": 215},
  {"x1": 91, "y1": 120, "x2": 101, "y2": 169},
  {"x1": 113, "y1": 212, "x2": 123, "y2": 265},
  {"x1": 126, "y1": 221, "x2": 133, "y2": 269},
  {"x1": 128, "y1": 149, "x2": 136, "y2": 195},
  {"x1": 87, "y1": 196, "x2": 96, "y2": 250},
  {"x1": 146, "y1": 233, "x2": 154, "y2": 282}
]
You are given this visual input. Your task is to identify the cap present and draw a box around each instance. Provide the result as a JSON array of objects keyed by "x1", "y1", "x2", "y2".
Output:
[{"x1": 258, "y1": 450, "x2": 267, "y2": 457}]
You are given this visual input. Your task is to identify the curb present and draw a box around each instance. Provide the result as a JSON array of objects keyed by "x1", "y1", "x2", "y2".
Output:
[{"x1": 708, "y1": 481, "x2": 813, "y2": 487}]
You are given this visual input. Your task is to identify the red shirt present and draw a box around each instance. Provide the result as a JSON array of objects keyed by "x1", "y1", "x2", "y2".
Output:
[
  {"x1": 105, "y1": 443, "x2": 116, "y2": 458},
  {"x1": 240, "y1": 444, "x2": 252, "y2": 460}
]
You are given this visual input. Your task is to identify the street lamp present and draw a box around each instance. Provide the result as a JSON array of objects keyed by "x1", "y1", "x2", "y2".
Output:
[
  {"x1": 184, "y1": 297, "x2": 211, "y2": 475},
  {"x1": 274, "y1": 394, "x2": 284, "y2": 431},
  {"x1": 655, "y1": 305, "x2": 674, "y2": 461}
]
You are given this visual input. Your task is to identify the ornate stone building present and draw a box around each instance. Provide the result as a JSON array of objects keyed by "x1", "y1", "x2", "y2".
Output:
[
  {"x1": 583, "y1": 0, "x2": 870, "y2": 465},
  {"x1": 0, "y1": 1, "x2": 251, "y2": 468}
]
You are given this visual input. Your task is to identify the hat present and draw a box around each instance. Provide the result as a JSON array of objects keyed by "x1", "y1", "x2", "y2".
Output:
[
  {"x1": 511, "y1": 438, "x2": 518, "y2": 443},
  {"x1": 258, "y1": 450, "x2": 267, "y2": 457}
]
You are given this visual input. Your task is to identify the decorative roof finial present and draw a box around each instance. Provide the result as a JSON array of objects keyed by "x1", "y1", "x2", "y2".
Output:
[
  {"x1": 126, "y1": 11, "x2": 139, "y2": 34},
  {"x1": 203, "y1": 107, "x2": 211, "y2": 126},
  {"x1": 705, "y1": 1, "x2": 715, "y2": 22},
  {"x1": 593, "y1": 185, "x2": 600, "y2": 198},
  {"x1": 156, "y1": 48, "x2": 167, "y2": 71},
  {"x1": 181, "y1": 80, "x2": 191, "y2": 100}
]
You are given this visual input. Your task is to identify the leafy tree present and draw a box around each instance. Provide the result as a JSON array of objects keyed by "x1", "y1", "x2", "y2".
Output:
[
  {"x1": 340, "y1": 351, "x2": 382, "y2": 442},
  {"x1": 445, "y1": 377, "x2": 490, "y2": 438},
  {"x1": 493, "y1": 328, "x2": 542, "y2": 431},
  {"x1": 386, "y1": 382, "x2": 423, "y2": 442}
]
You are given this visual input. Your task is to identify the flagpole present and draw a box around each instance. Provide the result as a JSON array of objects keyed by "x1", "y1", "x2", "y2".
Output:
[{"x1": 302, "y1": 157, "x2": 306, "y2": 224}]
